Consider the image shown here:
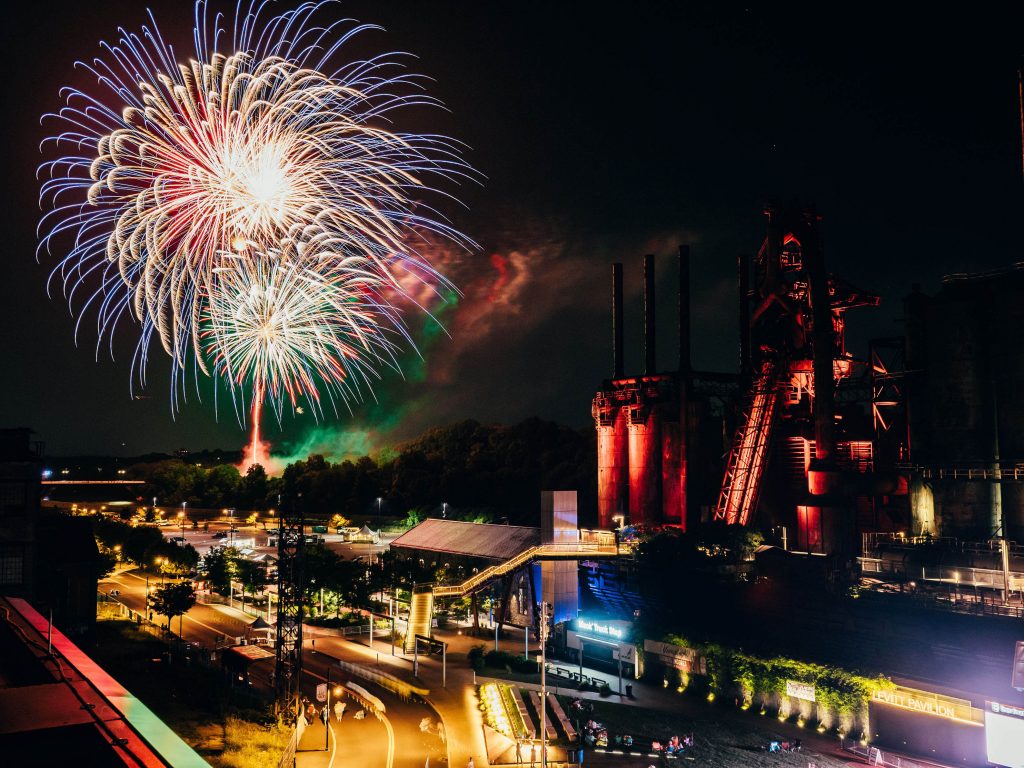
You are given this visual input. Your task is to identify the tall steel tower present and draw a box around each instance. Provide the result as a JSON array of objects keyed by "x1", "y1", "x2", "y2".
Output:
[{"x1": 274, "y1": 495, "x2": 305, "y2": 717}]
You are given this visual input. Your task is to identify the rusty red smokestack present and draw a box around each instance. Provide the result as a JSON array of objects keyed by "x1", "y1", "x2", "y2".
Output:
[
  {"x1": 612, "y1": 263, "x2": 624, "y2": 379},
  {"x1": 644, "y1": 254, "x2": 656, "y2": 375}
]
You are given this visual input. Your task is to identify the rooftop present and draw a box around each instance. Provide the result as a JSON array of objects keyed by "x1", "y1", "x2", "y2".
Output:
[
  {"x1": 0, "y1": 596, "x2": 209, "y2": 767},
  {"x1": 390, "y1": 518, "x2": 540, "y2": 561}
]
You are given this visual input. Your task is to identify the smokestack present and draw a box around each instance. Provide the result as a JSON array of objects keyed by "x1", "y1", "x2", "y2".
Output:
[
  {"x1": 612, "y1": 263, "x2": 624, "y2": 379},
  {"x1": 738, "y1": 252, "x2": 751, "y2": 378},
  {"x1": 678, "y1": 246, "x2": 691, "y2": 375},
  {"x1": 644, "y1": 254, "x2": 656, "y2": 375}
]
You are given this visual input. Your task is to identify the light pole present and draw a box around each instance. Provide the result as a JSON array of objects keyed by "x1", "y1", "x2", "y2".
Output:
[
  {"x1": 442, "y1": 502, "x2": 447, "y2": 519},
  {"x1": 179, "y1": 508, "x2": 186, "y2": 544},
  {"x1": 540, "y1": 600, "x2": 550, "y2": 768},
  {"x1": 325, "y1": 665, "x2": 337, "y2": 751},
  {"x1": 152, "y1": 496, "x2": 157, "y2": 521}
]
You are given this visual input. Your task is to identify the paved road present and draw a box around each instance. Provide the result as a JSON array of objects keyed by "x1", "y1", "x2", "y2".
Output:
[{"x1": 99, "y1": 568, "x2": 442, "y2": 768}]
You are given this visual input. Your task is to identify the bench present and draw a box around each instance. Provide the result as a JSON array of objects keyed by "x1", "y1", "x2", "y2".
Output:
[
  {"x1": 509, "y1": 686, "x2": 536, "y2": 738},
  {"x1": 547, "y1": 693, "x2": 577, "y2": 741},
  {"x1": 528, "y1": 690, "x2": 557, "y2": 741}
]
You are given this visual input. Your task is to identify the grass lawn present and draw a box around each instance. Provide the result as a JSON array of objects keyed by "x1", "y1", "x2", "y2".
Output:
[{"x1": 90, "y1": 621, "x2": 290, "y2": 767}]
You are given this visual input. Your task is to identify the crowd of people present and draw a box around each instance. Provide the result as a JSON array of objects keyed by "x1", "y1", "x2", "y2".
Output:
[{"x1": 568, "y1": 697, "x2": 695, "y2": 757}]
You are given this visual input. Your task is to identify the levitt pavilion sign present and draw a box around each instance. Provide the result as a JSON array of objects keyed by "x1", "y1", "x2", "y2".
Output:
[{"x1": 872, "y1": 685, "x2": 982, "y2": 725}]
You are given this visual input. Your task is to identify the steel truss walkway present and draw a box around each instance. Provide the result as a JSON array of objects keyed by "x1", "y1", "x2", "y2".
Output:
[
  {"x1": 405, "y1": 541, "x2": 620, "y2": 649},
  {"x1": 715, "y1": 359, "x2": 782, "y2": 526}
]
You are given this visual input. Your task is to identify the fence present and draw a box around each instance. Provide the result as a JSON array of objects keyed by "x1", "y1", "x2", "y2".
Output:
[
  {"x1": 843, "y1": 743, "x2": 940, "y2": 768},
  {"x1": 858, "y1": 583, "x2": 1024, "y2": 619},
  {"x1": 277, "y1": 730, "x2": 297, "y2": 768}
]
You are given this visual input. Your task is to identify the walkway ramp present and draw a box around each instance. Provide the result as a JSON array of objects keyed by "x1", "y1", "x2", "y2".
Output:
[
  {"x1": 432, "y1": 540, "x2": 619, "y2": 599},
  {"x1": 714, "y1": 359, "x2": 782, "y2": 526}
]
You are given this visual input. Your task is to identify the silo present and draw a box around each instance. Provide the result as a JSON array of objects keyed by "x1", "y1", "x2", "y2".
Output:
[
  {"x1": 628, "y1": 403, "x2": 661, "y2": 526},
  {"x1": 596, "y1": 405, "x2": 629, "y2": 529}
]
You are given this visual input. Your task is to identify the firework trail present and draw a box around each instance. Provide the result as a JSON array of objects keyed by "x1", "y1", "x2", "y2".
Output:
[{"x1": 38, "y1": 0, "x2": 477, "y2": 469}]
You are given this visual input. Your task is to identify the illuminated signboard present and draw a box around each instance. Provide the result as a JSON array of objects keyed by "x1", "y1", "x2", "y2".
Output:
[
  {"x1": 785, "y1": 680, "x2": 816, "y2": 703},
  {"x1": 871, "y1": 685, "x2": 982, "y2": 725},
  {"x1": 986, "y1": 701, "x2": 1024, "y2": 768},
  {"x1": 577, "y1": 618, "x2": 625, "y2": 639}
]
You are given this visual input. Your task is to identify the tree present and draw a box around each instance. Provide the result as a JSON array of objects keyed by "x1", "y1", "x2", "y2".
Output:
[
  {"x1": 236, "y1": 558, "x2": 269, "y2": 611},
  {"x1": 329, "y1": 513, "x2": 350, "y2": 530},
  {"x1": 201, "y1": 547, "x2": 238, "y2": 594},
  {"x1": 149, "y1": 581, "x2": 197, "y2": 637}
]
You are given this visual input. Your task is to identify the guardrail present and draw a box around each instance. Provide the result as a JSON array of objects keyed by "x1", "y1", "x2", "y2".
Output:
[
  {"x1": 432, "y1": 543, "x2": 620, "y2": 598},
  {"x1": 857, "y1": 588, "x2": 1024, "y2": 620},
  {"x1": 843, "y1": 743, "x2": 939, "y2": 768}
]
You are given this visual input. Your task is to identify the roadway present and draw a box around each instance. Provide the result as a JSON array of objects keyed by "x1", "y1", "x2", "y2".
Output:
[{"x1": 99, "y1": 568, "x2": 443, "y2": 768}]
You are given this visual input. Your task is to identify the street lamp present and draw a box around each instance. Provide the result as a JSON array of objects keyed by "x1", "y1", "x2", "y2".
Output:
[
  {"x1": 442, "y1": 502, "x2": 447, "y2": 519},
  {"x1": 178, "y1": 509, "x2": 186, "y2": 544}
]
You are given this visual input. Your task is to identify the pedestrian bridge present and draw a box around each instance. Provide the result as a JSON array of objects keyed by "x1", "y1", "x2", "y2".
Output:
[{"x1": 404, "y1": 534, "x2": 622, "y2": 652}]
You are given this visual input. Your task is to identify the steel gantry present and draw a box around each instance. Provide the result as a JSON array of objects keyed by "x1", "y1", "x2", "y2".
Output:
[{"x1": 274, "y1": 496, "x2": 305, "y2": 717}]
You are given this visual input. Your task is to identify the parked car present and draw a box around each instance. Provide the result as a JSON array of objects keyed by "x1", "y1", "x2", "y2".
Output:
[{"x1": 212, "y1": 531, "x2": 228, "y2": 539}]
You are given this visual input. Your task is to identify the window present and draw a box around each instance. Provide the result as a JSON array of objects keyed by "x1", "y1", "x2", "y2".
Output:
[
  {"x1": 0, "y1": 482, "x2": 27, "y2": 514},
  {"x1": 0, "y1": 544, "x2": 25, "y2": 585}
]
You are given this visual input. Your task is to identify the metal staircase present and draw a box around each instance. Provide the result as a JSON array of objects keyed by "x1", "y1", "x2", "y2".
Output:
[
  {"x1": 714, "y1": 359, "x2": 782, "y2": 526},
  {"x1": 404, "y1": 585, "x2": 434, "y2": 652}
]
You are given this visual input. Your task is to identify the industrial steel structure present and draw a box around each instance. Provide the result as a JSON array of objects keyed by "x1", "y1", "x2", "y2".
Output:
[
  {"x1": 593, "y1": 205, "x2": 885, "y2": 559},
  {"x1": 274, "y1": 497, "x2": 305, "y2": 716}
]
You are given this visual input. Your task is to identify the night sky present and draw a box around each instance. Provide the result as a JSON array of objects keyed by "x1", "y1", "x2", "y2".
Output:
[{"x1": 4, "y1": 2, "x2": 1024, "y2": 458}]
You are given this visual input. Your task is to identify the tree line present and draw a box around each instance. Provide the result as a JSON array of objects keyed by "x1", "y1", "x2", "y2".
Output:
[{"x1": 123, "y1": 418, "x2": 596, "y2": 526}]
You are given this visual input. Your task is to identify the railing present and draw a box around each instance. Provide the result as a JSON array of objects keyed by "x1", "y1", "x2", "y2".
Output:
[
  {"x1": 857, "y1": 586, "x2": 1024, "y2": 619},
  {"x1": 843, "y1": 743, "x2": 942, "y2": 768},
  {"x1": 859, "y1": 557, "x2": 1024, "y2": 590},
  {"x1": 919, "y1": 466, "x2": 1024, "y2": 482},
  {"x1": 432, "y1": 542, "x2": 620, "y2": 598},
  {"x1": 863, "y1": 531, "x2": 1023, "y2": 555}
]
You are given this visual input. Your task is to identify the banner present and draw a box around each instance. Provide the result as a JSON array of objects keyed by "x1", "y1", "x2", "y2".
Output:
[{"x1": 785, "y1": 680, "x2": 816, "y2": 702}]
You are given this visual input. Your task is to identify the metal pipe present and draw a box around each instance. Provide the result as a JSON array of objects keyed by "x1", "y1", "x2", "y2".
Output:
[
  {"x1": 613, "y1": 263, "x2": 624, "y2": 379},
  {"x1": 804, "y1": 215, "x2": 835, "y2": 463},
  {"x1": 643, "y1": 254, "x2": 656, "y2": 375}
]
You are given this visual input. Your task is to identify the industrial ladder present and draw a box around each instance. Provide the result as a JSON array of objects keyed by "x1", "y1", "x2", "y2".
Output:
[{"x1": 714, "y1": 360, "x2": 782, "y2": 526}]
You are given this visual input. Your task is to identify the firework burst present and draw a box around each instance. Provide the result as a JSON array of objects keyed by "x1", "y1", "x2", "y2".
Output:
[{"x1": 38, "y1": 0, "x2": 476, "y2": 466}]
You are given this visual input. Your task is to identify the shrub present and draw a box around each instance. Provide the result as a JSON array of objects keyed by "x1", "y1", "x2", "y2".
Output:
[{"x1": 468, "y1": 645, "x2": 485, "y2": 672}]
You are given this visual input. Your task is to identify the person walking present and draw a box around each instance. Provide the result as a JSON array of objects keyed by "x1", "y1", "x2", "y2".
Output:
[
  {"x1": 467, "y1": 758, "x2": 475, "y2": 768},
  {"x1": 334, "y1": 699, "x2": 346, "y2": 722}
]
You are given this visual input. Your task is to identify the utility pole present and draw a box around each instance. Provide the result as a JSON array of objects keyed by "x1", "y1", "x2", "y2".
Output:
[{"x1": 540, "y1": 601, "x2": 550, "y2": 768}]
